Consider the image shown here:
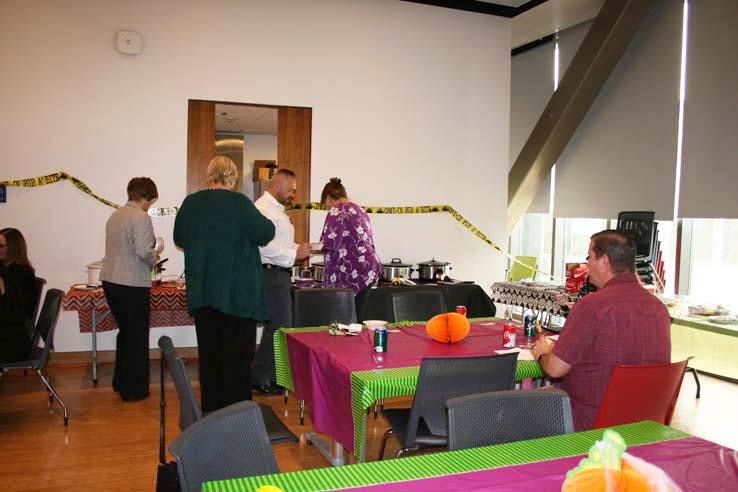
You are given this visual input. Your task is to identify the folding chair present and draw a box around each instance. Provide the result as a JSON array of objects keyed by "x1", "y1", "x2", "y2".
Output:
[
  {"x1": 447, "y1": 388, "x2": 574, "y2": 451},
  {"x1": 378, "y1": 352, "x2": 518, "y2": 460},
  {"x1": 389, "y1": 290, "x2": 447, "y2": 322},
  {"x1": 157, "y1": 336, "x2": 297, "y2": 444},
  {"x1": 1, "y1": 288, "x2": 68, "y2": 425},
  {"x1": 168, "y1": 400, "x2": 279, "y2": 492},
  {"x1": 592, "y1": 359, "x2": 689, "y2": 429}
]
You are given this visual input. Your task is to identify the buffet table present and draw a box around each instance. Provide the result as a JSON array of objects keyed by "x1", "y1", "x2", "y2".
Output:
[
  {"x1": 355, "y1": 282, "x2": 496, "y2": 321},
  {"x1": 202, "y1": 421, "x2": 738, "y2": 492},
  {"x1": 670, "y1": 308, "x2": 738, "y2": 380},
  {"x1": 62, "y1": 285, "x2": 193, "y2": 383},
  {"x1": 274, "y1": 318, "x2": 542, "y2": 463}
]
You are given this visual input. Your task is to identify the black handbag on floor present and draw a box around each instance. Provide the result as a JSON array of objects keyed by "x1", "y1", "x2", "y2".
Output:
[{"x1": 156, "y1": 356, "x2": 181, "y2": 492}]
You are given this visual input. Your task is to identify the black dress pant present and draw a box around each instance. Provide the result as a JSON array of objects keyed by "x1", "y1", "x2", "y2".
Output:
[
  {"x1": 192, "y1": 306, "x2": 256, "y2": 413},
  {"x1": 102, "y1": 281, "x2": 151, "y2": 400},
  {"x1": 251, "y1": 268, "x2": 292, "y2": 386}
]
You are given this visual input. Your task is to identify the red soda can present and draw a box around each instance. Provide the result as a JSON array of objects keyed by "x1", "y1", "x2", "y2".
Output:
[
  {"x1": 502, "y1": 323, "x2": 517, "y2": 348},
  {"x1": 455, "y1": 305, "x2": 467, "y2": 317}
]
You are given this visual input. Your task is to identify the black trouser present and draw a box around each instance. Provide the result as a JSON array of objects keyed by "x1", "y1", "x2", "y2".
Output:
[
  {"x1": 0, "y1": 320, "x2": 31, "y2": 362},
  {"x1": 102, "y1": 281, "x2": 151, "y2": 399},
  {"x1": 251, "y1": 268, "x2": 292, "y2": 386},
  {"x1": 192, "y1": 306, "x2": 256, "y2": 413}
]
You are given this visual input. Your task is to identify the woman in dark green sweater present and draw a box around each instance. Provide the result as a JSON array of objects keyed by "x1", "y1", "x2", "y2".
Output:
[{"x1": 174, "y1": 156, "x2": 275, "y2": 412}]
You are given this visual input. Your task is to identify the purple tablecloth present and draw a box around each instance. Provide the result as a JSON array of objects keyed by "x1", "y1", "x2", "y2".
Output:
[
  {"x1": 286, "y1": 319, "x2": 524, "y2": 454},
  {"x1": 333, "y1": 437, "x2": 738, "y2": 492}
]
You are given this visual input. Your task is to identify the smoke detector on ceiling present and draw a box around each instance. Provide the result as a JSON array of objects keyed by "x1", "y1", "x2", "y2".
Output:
[{"x1": 116, "y1": 30, "x2": 142, "y2": 55}]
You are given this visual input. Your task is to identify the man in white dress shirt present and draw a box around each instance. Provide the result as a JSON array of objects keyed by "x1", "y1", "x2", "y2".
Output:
[{"x1": 251, "y1": 168, "x2": 310, "y2": 394}]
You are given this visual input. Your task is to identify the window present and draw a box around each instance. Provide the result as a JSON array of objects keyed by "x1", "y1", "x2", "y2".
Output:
[{"x1": 683, "y1": 219, "x2": 738, "y2": 309}]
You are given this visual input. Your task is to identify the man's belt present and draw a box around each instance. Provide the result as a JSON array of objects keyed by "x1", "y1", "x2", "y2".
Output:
[{"x1": 262, "y1": 264, "x2": 292, "y2": 273}]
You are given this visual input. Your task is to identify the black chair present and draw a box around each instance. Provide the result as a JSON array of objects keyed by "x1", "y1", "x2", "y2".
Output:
[
  {"x1": 447, "y1": 389, "x2": 574, "y2": 451},
  {"x1": 157, "y1": 336, "x2": 298, "y2": 445},
  {"x1": 1, "y1": 288, "x2": 68, "y2": 426},
  {"x1": 168, "y1": 400, "x2": 279, "y2": 492},
  {"x1": 292, "y1": 288, "x2": 356, "y2": 423},
  {"x1": 389, "y1": 290, "x2": 447, "y2": 322},
  {"x1": 378, "y1": 352, "x2": 518, "y2": 460},
  {"x1": 30, "y1": 277, "x2": 46, "y2": 333},
  {"x1": 293, "y1": 288, "x2": 357, "y2": 327}
]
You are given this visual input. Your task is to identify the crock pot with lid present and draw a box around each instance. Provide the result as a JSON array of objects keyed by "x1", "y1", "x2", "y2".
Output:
[
  {"x1": 381, "y1": 258, "x2": 414, "y2": 282},
  {"x1": 311, "y1": 262, "x2": 325, "y2": 282},
  {"x1": 416, "y1": 258, "x2": 452, "y2": 281}
]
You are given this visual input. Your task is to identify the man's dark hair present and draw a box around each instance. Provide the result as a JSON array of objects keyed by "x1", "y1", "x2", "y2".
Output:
[
  {"x1": 590, "y1": 229, "x2": 636, "y2": 275},
  {"x1": 275, "y1": 168, "x2": 295, "y2": 179},
  {"x1": 127, "y1": 177, "x2": 158, "y2": 201}
]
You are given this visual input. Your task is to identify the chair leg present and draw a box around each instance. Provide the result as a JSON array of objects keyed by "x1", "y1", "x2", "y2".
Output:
[
  {"x1": 689, "y1": 367, "x2": 701, "y2": 398},
  {"x1": 373, "y1": 401, "x2": 378, "y2": 419},
  {"x1": 299, "y1": 399, "x2": 305, "y2": 426},
  {"x1": 284, "y1": 389, "x2": 289, "y2": 404},
  {"x1": 381, "y1": 398, "x2": 385, "y2": 413},
  {"x1": 37, "y1": 369, "x2": 69, "y2": 426},
  {"x1": 378, "y1": 428, "x2": 395, "y2": 461}
]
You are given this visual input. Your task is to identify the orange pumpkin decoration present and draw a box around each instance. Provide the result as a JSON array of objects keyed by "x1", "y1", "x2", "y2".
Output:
[
  {"x1": 425, "y1": 312, "x2": 470, "y2": 343},
  {"x1": 561, "y1": 462, "x2": 650, "y2": 492}
]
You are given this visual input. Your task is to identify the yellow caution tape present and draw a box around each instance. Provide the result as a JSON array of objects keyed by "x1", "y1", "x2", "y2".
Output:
[{"x1": 1, "y1": 172, "x2": 559, "y2": 280}]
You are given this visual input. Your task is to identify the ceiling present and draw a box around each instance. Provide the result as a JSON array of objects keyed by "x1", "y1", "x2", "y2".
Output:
[{"x1": 214, "y1": 0, "x2": 605, "y2": 134}]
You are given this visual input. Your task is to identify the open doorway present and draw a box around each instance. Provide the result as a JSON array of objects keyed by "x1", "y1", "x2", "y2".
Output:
[{"x1": 186, "y1": 100, "x2": 312, "y2": 243}]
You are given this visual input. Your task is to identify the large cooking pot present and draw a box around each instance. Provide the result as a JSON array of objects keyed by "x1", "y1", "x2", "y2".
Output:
[
  {"x1": 311, "y1": 262, "x2": 325, "y2": 282},
  {"x1": 381, "y1": 258, "x2": 413, "y2": 282},
  {"x1": 416, "y1": 258, "x2": 452, "y2": 281}
]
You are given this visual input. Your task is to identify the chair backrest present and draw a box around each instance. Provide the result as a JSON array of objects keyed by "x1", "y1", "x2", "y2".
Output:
[
  {"x1": 403, "y1": 353, "x2": 518, "y2": 446},
  {"x1": 592, "y1": 359, "x2": 689, "y2": 429},
  {"x1": 158, "y1": 336, "x2": 202, "y2": 430},
  {"x1": 27, "y1": 288, "x2": 64, "y2": 368},
  {"x1": 168, "y1": 400, "x2": 279, "y2": 492},
  {"x1": 447, "y1": 388, "x2": 574, "y2": 451},
  {"x1": 389, "y1": 290, "x2": 447, "y2": 322},
  {"x1": 508, "y1": 256, "x2": 538, "y2": 282},
  {"x1": 293, "y1": 288, "x2": 356, "y2": 327},
  {"x1": 31, "y1": 277, "x2": 46, "y2": 329}
]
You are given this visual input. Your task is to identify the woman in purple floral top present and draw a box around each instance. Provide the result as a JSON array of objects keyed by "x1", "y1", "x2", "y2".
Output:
[{"x1": 319, "y1": 178, "x2": 383, "y2": 294}]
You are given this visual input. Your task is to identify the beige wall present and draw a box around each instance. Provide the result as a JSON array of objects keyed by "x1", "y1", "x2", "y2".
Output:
[{"x1": 0, "y1": 0, "x2": 511, "y2": 351}]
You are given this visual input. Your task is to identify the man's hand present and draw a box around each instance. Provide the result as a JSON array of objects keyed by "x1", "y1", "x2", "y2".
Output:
[
  {"x1": 531, "y1": 334, "x2": 571, "y2": 378},
  {"x1": 0, "y1": 276, "x2": 5, "y2": 296},
  {"x1": 531, "y1": 335, "x2": 553, "y2": 360},
  {"x1": 295, "y1": 243, "x2": 311, "y2": 261}
]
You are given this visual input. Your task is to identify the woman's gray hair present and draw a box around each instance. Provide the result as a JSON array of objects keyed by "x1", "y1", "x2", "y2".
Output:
[{"x1": 206, "y1": 155, "x2": 239, "y2": 189}]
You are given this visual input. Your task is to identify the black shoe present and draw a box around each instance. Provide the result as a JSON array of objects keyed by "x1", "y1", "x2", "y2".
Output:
[
  {"x1": 121, "y1": 393, "x2": 149, "y2": 402},
  {"x1": 252, "y1": 384, "x2": 282, "y2": 396}
]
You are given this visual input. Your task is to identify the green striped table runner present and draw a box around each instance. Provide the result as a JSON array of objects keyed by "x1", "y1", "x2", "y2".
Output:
[{"x1": 203, "y1": 421, "x2": 688, "y2": 492}]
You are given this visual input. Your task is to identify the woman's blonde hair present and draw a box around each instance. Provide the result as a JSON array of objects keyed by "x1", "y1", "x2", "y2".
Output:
[{"x1": 206, "y1": 156, "x2": 238, "y2": 189}]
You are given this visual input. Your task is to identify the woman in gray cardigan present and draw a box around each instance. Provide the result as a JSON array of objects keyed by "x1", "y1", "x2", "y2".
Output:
[{"x1": 100, "y1": 177, "x2": 163, "y2": 401}]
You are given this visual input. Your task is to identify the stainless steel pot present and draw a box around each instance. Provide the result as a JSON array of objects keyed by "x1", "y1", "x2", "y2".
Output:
[
  {"x1": 416, "y1": 258, "x2": 452, "y2": 281},
  {"x1": 311, "y1": 262, "x2": 325, "y2": 282},
  {"x1": 381, "y1": 258, "x2": 413, "y2": 281}
]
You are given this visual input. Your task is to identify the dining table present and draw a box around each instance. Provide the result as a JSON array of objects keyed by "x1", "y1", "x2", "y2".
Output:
[
  {"x1": 202, "y1": 420, "x2": 738, "y2": 491},
  {"x1": 61, "y1": 284, "x2": 193, "y2": 383},
  {"x1": 274, "y1": 317, "x2": 544, "y2": 464}
]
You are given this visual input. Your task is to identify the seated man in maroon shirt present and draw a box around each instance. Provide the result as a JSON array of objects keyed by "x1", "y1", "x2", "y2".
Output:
[{"x1": 531, "y1": 230, "x2": 671, "y2": 431}]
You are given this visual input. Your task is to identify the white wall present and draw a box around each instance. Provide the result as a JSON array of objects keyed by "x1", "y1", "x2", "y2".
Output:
[
  {"x1": 241, "y1": 134, "x2": 278, "y2": 201},
  {"x1": 0, "y1": 0, "x2": 511, "y2": 352}
]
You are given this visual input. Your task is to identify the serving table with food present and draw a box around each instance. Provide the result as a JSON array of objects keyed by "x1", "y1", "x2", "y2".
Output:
[
  {"x1": 62, "y1": 281, "x2": 191, "y2": 383},
  {"x1": 274, "y1": 318, "x2": 544, "y2": 464},
  {"x1": 665, "y1": 298, "x2": 738, "y2": 380}
]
